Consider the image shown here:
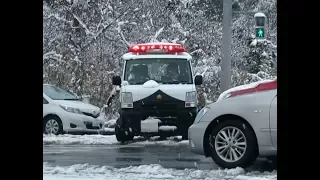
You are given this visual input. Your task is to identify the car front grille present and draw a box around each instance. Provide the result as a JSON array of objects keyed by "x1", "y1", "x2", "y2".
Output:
[{"x1": 82, "y1": 112, "x2": 100, "y2": 118}]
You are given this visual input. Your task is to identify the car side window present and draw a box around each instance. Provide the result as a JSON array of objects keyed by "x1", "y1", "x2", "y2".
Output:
[{"x1": 43, "y1": 97, "x2": 49, "y2": 104}]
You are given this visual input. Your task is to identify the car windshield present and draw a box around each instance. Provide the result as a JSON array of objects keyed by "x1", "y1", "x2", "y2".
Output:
[
  {"x1": 43, "y1": 85, "x2": 79, "y2": 100},
  {"x1": 124, "y1": 58, "x2": 193, "y2": 85}
]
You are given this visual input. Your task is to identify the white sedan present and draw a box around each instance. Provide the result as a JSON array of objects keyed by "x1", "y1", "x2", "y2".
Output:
[
  {"x1": 43, "y1": 84, "x2": 104, "y2": 135},
  {"x1": 188, "y1": 79, "x2": 277, "y2": 168}
]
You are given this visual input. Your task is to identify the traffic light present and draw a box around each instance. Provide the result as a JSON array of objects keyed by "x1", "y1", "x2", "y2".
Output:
[
  {"x1": 255, "y1": 27, "x2": 265, "y2": 38},
  {"x1": 254, "y1": 12, "x2": 267, "y2": 40}
]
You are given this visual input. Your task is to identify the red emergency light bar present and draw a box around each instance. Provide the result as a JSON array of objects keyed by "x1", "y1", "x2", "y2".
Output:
[
  {"x1": 229, "y1": 79, "x2": 277, "y2": 98},
  {"x1": 128, "y1": 43, "x2": 185, "y2": 54}
]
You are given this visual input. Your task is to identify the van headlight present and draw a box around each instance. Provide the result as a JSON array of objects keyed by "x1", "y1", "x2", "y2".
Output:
[
  {"x1": 121, "y1": 92, "x2": 133, "y2": 108},
  {"x1": 185, "y1": 91, "x2": 197, "y2": 107},
  {"x1": 193, "y1": 106, "x2": 210, "y2": 124}
]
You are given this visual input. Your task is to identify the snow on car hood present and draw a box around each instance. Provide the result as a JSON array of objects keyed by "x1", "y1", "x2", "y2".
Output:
[{"x1": 54, "y1": 100, "x2": 100, "y2": 113}]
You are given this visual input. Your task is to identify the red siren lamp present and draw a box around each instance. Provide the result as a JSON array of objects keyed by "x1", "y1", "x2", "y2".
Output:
[{"x1": 128, "y1": 43, "x2": 185, "y2": 54}]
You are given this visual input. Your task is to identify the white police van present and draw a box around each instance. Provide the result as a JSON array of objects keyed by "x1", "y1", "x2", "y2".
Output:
[{"x1": 112, "y1": 42, "x2": 203, "y2": 142}]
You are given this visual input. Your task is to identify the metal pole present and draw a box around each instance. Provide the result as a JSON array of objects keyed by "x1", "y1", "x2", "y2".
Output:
[{"x1": 220, "y1": 0, "x2": 232, "y2": 93}]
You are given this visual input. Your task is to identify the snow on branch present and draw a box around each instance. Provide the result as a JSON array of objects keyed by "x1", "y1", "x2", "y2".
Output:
[
  {"x1": 119, "y1": 30, "x2": 131, "y2": 47},
  {"x1": 150, "y1": 27, "x2": 164, "y2": 42},
  {"x1": 116, "y1": 24, "x2": 130, "y2": 47},
  {"x1": 72, "y1": 14, "x2": 95, "y2": 36},
  {"x1": 106, "y1": 86, "x2": 119, "y2": 107},
  {"x1": 190, "y1": 49, "x2": 205, "y2": 55},
  {"x1": 43, "y1": 51, "x2": 65, "y2": 63},
  {"x1": 46, "y1": 14, "x2": 73, "y2": 27},
  {"x1": 170, "y1": 14, "x2": 189, "y2": 37},
  {"x1": 81, "y1": 5, "x2": 134, "y2": 51}
]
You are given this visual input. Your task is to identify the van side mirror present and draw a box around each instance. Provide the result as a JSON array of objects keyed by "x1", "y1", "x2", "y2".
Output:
[
  {"x1": 112, "y1": 76, "x2": 121, "y2": 86},
  {"x1": 195, "y1": 75, "x2": 203, "y2": 85}
]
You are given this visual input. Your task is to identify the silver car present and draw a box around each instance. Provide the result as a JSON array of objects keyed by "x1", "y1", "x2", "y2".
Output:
[{"x1": 188, "y1": 79, "x2": 277, "y2": 168}]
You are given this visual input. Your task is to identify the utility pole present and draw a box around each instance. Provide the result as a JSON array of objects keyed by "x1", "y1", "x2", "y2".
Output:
[{"x1": 220, "y1": 0, "x2": 232, "y2": 93}]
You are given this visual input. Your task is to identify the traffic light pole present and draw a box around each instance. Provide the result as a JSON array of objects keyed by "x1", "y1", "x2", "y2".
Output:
[{"x1": 220, "y1": 0, "x2": 232, "y2": 93}]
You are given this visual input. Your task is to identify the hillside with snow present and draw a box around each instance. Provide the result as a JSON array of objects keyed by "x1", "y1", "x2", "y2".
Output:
[{"x1": 43, "y1": 0, "x2": 276, "y2": 118}]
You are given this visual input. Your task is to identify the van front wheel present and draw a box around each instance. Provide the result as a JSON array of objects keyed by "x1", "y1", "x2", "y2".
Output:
[{"x1": 115, "y1": 124, "x2": 134, "y2": 143}]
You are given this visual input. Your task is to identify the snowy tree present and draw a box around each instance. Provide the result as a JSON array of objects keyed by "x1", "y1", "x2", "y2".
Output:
[{"x1": 43, "y1": 0, "x2": 277, "y2": 119}]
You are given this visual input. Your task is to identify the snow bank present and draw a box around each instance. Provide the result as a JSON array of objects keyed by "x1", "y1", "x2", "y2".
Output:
[
  {"x1": 43, "y1": 134, "x2": 188, "y2": 146},
  {"x1": 43, "y1": 134, "x2": 118, "y2": 145},
  {"x1": 104, "y1": 119, "x2": 117, "y2": 128},
  {"x1": 43, "y1": 163, "x2": 277, "y2": 180},
  {"x1": 104, "y1": 128, "x2": 115, "y2": 132},
  {"x1": 132, "y1": 136, "x2": 189, "y2": 146}
]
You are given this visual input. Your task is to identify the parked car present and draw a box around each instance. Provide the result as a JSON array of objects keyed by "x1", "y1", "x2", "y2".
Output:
[
  {"x1": 188, "y1": 79, "x2": 277, "y2": 168},
  {"x1": 43, "y1": 84, "x2": 104, "y2": 135}
]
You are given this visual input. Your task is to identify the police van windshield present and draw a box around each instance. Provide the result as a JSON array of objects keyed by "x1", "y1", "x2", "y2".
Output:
[{"x1": 124, "y1": 58, "x2": 193, "y2": 85}]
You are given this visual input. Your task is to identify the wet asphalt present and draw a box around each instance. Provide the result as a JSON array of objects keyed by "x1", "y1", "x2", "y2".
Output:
[{"x1": 43, "y1": 136, "x2": 276, "y2": 172}]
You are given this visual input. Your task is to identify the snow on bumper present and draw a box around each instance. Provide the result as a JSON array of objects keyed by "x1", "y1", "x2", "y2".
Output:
[{"x1": 59, "y1": 111, "x2": 105, "y2": 133}]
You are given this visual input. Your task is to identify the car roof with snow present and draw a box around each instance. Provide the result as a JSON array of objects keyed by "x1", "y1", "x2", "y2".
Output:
[{"x1": 122, "y1": 43, "x2": 192, "y2": 60}]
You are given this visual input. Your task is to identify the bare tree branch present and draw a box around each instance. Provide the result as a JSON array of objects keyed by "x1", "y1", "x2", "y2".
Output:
[
  {"x1": 81, "y1": 6, "x2": 133, "y2": 51},
  {"x1": 72, "y1": 14, "x2": 95, "y2": 36},
  {"x1": 46, "y1": 14, "x2": 73, "y2": 27},
  {"x1": 119, "y1": 30, "x2": 130, "y2": 47}
]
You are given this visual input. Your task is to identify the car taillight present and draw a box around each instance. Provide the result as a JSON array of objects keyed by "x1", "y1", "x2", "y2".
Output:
[{"x1": 229, "y1": 79, "x2": 277, "y2": 98}]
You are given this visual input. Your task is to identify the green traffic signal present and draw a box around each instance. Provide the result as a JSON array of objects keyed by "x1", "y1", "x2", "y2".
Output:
[{"x1": 255, "y1": 28, "x2": 265, "y2": 38}]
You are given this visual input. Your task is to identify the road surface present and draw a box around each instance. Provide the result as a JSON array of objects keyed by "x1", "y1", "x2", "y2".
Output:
[{"x1": 43, "y1": 137, "x2": 276, "y2": 172}]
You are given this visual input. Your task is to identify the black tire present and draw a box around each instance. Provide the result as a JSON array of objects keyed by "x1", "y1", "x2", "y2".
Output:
[
  {"x1": 209, "y1": 119, "x2": 258, "y2": 169},
  {"x1": 115, "y1": 124, "x2": 134, "y2": 142},
  {"x1": 181, "y1": 128, "x2": 188, "y2": 140},
  {"x1": 43, "y1": 115, "x2": 63, "y2": 135},
  {"x1": 127, "y1": 134, "x2": 134, "y2": 141},
  {"x1": 182, "y1": 134, "x2": 188, "y2": 140},
  {"x1": 267, "y1": 156, "x2": 277, "y2": 163},
  {"x1": 115, "y1": 124, "x2": 125, "y2": 142}
]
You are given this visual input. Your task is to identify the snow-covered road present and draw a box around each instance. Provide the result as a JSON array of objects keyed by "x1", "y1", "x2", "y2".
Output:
[
  {"x1": 43, "y1": 134, "x2": 277, "y2": 180},
  {"x1": 43, "y1": 134, "x2": 188, "y2": 146},
  {"x1": 44, "y1": 163, "x2": 277, "y2": 180}
]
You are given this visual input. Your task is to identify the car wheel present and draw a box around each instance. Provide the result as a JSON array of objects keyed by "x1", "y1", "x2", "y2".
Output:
[
  {"x1": 209, "y1": 120, "x2": 258, "y2": 168},
  {"x1": 43, "y1": 116, "x2": 63, "y2": 135},
  {"x1": 115, "y1": 124, "x2": 134, "y2": 142}
]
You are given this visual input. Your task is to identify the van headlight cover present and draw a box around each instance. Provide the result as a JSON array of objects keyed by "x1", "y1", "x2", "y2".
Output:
[
  {"x1": 185, "y1": 91, "x2": 197, "y2": 107},
  {"x1": 121, "y1": 92, "x2": 133, "y2": 108}
]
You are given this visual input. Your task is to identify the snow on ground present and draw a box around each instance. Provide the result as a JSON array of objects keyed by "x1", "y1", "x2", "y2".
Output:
[
  {"x1": 104, "y1": 128, "x2": 115, "y2": 132},
  {"x1": 43, "y1": 134, "x2": 118, "y2": 145},
  {"x1": 43, "y1": 134, "x2": 188, "y2": 146},
  {"x1": 104, "y1": 119, "x2": 117, "y2": 128},
  {"x1": 43, "y1": 163, "x2": 277, "y2": 180},
  {"x1": 132, "y1": 136, "x2": 188, "y2": 146}
]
